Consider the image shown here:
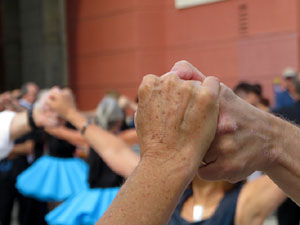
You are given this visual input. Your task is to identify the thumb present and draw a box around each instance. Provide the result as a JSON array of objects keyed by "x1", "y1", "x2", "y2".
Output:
[{"x1": 170, "y1": 60, "x2": 206, "y2": 81}]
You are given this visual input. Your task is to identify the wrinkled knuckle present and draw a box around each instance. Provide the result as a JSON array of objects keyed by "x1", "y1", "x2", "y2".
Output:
[
  {"x1": 142, "y1": 74, "x2": 157, "y2": 85},
  {"x1": 201, "y1": 88, "x2": 215, "y2": 101},
  {"x1": 138, "y1": 83, "x2": 151, "y2": 100},
  {"x1": 164, "y1": 73, "x2": 178, "y2": 84},
  {"x1": 161, "y1": 74, "x2": 179, "y2": 91},
  {"x1": 196, "y1": 89, "x2": 215, "y2": 107},
  {"x1": 138, "y1": 75, "x2": 156, "y2": 97}
]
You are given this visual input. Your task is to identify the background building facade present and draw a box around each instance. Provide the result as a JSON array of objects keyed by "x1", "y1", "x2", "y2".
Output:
[{"x1": 1, "y1": 0, "x2": 300, "y2": 109}]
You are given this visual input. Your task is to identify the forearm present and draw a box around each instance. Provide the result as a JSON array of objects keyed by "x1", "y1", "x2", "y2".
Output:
[
  {"x1": 10, "y1": 112, "x2": 31, "y2": 141},
  {"x1": 45, "y1": 127, "x2": 88, "y2": 146},
  {"x1": 97, "y1": 157, "x2": 194, "y2": 225},
  {"x1": 9, "y1": 140, "x2": 34, "y2": 157},
  {"x1": 236, "y1": 176, "x2": 286, "y2": 225},
  {"x1": 118, "y1": 129, "x2": 138, "y2": 145},
  {"x1": 66, "y1": 109, "x2": 139, "y2": 177},
  {"x1": 262, "y1": 114, "x2": 300, "y2": 205}
]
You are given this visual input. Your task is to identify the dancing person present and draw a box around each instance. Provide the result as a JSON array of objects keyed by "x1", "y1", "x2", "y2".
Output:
[
  {"x1": 273, "y1": 67, "x2": 296, "y2": 110},
  {"x1": 272, "y1": 75, "x2": 300, "y2": 225},
  {"x1": 16, "y1": 91, "x2": 89, "y2": 202},
  {"x1": 46, "y1": 96, "x2": 137, "y2": 225},
  {"x1": 46, "y1": 88, "x2": 138, "y2": 178},
  {"x1": 19, "y1": 82, "x2": 39, "y2": 110},
  {"x1": 46, "y1": 74, "x2": 220, "y2": 225},
  {"x1": 168, "y1": 175, "x2": 284, "y2": 225},
  {"x1": 0, "y1": 93, "x2": 59, "y2": 160}
]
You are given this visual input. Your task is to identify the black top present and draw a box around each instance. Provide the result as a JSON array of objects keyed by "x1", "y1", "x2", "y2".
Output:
[
  {"x1": 15, "y1": 130, "x2": 45, "y2": 160},
  {"x1": 88, "y1": 148, "x2": 124, "y2": 188},
  {"x1": 48, "y1": 123, "x2": 76, "y2": 158},
  {"x1": 272, "y1": 101, "x2": 300, "y2": 125},
  {"x1": 167, "y1": 184, "x2": 243, "y2": 225}
]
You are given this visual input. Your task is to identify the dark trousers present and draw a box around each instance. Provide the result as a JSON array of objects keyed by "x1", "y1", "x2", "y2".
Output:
[
  {"x1": 277, "y1": 198, "x2": 300, "y2": 225},
  {"x1": 0, "y1": 161, "x2": 47, "y2": 225}
]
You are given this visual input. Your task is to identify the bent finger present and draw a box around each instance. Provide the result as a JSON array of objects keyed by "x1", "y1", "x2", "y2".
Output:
[{"x1": 170, "y1": 60, "x2": 206, "y2": 81}]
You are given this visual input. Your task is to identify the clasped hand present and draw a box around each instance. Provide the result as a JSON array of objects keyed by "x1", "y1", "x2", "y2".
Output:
[{"x1": 135, "y1": 72, "x2": 220, "y2": 176}]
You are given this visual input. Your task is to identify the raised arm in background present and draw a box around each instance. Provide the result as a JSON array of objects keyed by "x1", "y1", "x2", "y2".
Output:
[
  {"x1": 0, "y1": 92, "x2": 58, "y2": 160},
  {"x1": 47, "y1": 88, "x2": 139, "y2": 178},
  {"x1": 45, "y1": 126, "x2": 88, "y2": 147}
]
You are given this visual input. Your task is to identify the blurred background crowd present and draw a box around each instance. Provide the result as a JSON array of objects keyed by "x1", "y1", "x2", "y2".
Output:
[{"x1": 1, "y1": 0, "x2": 300, "y2": 225}]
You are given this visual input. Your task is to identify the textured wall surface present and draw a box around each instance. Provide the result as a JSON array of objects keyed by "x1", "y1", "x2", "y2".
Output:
[
  {"x1": 66, "y1": 0, "x2": 300, "y2": 109},
  {"x1": 1, "y1": 0, "x2": 68, "y2": 90}
]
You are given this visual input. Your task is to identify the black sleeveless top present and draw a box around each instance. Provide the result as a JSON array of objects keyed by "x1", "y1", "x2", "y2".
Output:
[
  {"x1": 168, "y1": 184, "x2": 243, "y2": 225},
  {"x1": 88, "y1": 148, "x2": 124, "y2": 188},
  {"x1": 48, "y1": 123, "x2": 76, "y2": 158}
]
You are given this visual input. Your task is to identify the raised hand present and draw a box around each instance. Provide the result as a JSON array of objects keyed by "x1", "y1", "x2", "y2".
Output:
[
  {"x1": 136, "y1": 73, "x2": 220, "y2": 176},
  {"x1": 46, "y1": 87, "x2": 76, "y2": 120},
  {"x1": 32, "y1": 90, "x2": 61, "y2": 127},
  {"x1": 171, "y1": 60, "x2": 274, "y2": 182}
]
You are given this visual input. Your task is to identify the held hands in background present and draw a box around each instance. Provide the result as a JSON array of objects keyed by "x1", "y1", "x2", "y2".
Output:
[
  {"x1": 45, "y1": 87, "x2": 76, "y2": 121},
  {"x1": 32, "y1": 90, "x2": 61, "y2": 128},
  {"x1": 136, "y1": 73, "x2": 220, "y2": 177}
]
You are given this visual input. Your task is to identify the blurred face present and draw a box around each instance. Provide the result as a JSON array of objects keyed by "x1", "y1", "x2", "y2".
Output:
[
  {"x1": 282, "y1": 78, "x2": 293, "y2": 91},
  {"x1": 235, "y1": 90, "x2": 248, "y2": 100},
  {"x1": 25, "y1": 84, "x2": 39, "y2": 104},
  {"x1": 236, "y1": 90, "x2": 260, "y2": 107},
  {"x1": 245, "y1": 92, "x2": 260, "y2": 106}
]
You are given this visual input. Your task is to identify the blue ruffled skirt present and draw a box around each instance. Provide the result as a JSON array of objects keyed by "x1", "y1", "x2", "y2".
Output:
[
  {"x1": 46, "y1": 187, "x2": 119, "y2": 225},
  {"x1": 16, "y1": 155, "x2": 89, "y2": 202}
]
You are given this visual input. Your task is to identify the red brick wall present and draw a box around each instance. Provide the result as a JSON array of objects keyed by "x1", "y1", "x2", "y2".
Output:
[{"x1": 66, "y1": 0, "x2": 300, "y2": 110}]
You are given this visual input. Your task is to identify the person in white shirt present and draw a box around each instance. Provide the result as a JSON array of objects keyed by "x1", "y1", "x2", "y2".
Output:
[
  {"x1": 0, "y1": 91, "x2": 59, "y2": 160},
  {"x1": 0, "y1": 111, "x2": 16, "y2": 159}
]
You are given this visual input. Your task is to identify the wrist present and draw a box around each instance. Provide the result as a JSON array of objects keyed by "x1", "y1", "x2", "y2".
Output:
[
  {"x1": 263, "y1": 114, "x2": 300, "y2": 175},
  {"x1": 64, "y1": 109, "x2": 87, "y2": 131},
  {"x1": 64, "y1": 107, "x2": 78, "y2": 122},
  {"x1": 260, "y1": 112, "x2": 285, "y2": 174},
  {"x1": 140, "y1": 147, "x2": 197, "y2": 183},
  {"x1": 31, "y1": 107, "x2": 44, "y2": 128}
]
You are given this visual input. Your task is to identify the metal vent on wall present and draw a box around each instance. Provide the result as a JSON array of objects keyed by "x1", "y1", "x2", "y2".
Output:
[{"x1": 238, "y1": 3, "x2": 248, "y2": 36}]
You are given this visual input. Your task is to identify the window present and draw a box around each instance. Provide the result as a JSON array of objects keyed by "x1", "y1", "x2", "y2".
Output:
[{"x1": 175, "y1": 0, "x2": 225, "y2": 9}]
